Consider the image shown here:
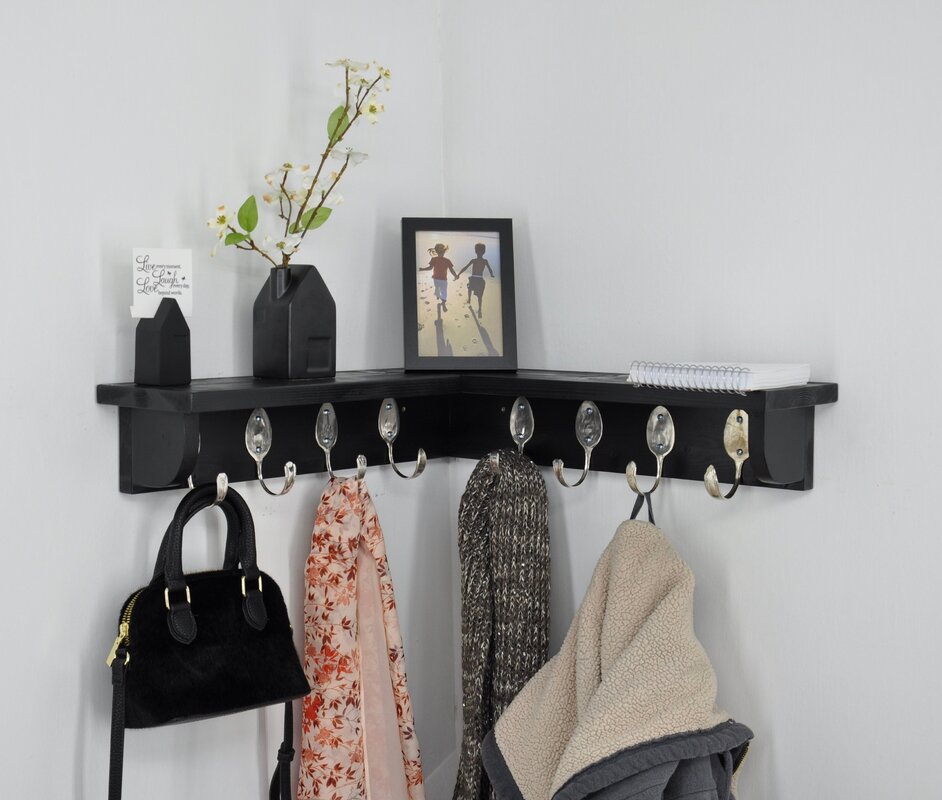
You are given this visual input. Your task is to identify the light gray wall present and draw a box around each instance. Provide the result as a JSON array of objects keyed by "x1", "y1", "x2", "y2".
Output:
[
  {"x1": 0, "y1": 1, "x2": 458, "y2": 798},
  {"x1": 442, "y1": 2, "x2": 942, "y2": 798},
  {"x1": 3, "y1": 1, "x2": 940, "y2": 798}
]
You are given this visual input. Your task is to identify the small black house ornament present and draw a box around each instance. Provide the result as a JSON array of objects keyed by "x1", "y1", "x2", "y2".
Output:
[{"x1": 134, "y1": 298, "x2": 191, "y2": 386}]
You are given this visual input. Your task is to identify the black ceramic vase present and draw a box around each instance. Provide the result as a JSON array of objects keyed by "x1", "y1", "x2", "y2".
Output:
[{"x1": 253, "y1": 265, "x2": 336, "y2": 379}]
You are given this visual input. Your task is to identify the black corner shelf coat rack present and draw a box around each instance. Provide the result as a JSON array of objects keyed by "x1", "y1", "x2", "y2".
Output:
[{"x1": 96, "y1": 369, "x2": 838, "y2": 494}]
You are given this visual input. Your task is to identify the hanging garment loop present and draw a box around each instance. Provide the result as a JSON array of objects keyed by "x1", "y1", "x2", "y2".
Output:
[{"x1": 630, "y1": 492, "x2": 656, "y2": 525}]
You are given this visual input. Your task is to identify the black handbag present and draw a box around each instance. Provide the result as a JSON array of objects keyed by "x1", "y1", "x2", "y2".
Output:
[{"x1": 106, "y1": 484, "x2": 311, "y2": 800}]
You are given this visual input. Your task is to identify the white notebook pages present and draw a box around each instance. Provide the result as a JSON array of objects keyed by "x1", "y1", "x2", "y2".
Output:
[{"x1": 626, "y1": 361, "x2": 811, "y2": 392}]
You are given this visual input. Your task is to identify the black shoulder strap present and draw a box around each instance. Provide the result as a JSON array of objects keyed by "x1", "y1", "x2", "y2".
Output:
[
  {"x1": 108, "y1": 653, "x2": 127, "y2": 800},
  {"x1": 269, "y1": 701, "x2": 296, "y2": 800},
  {"x1": 108, "y1": 656, "x2": 295, "y2": 800}
]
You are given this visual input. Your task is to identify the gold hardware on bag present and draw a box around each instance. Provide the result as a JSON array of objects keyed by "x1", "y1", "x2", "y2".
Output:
[
  {"x1": 106, "y1": 622, "x2": 131, "y2": 667},
  {"x1": 164, "y1": 585, "x2": 192, "y2": 610},
  {"x1": 106, "y1": 589, "x2": 143, "y2": 667},
  {"x1": 242, "y1": 575, "x2": 263, "y2": 597}
]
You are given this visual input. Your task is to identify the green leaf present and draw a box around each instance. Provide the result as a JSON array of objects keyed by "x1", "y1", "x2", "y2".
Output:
[
  {"x1": 327, "y1": 105, "x2": 351, "y2": 145},
  {"x1": 237, "y1": 195, "x2": 258, "y2": 233},
  {"x1": 296, "y1": 206, "x2": 332, "y2": 233},
  {"x1": 224, "y1": 232, "x2": 248, "y2": 245}
]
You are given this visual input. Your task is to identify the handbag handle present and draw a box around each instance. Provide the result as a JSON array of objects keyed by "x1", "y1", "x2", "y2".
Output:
[
  {"x1": 151, "y1": 492, "x2": 241, "y2": 582},
  {"x1": 161, "y1": 484, "x2": 267, "y2": 644}
]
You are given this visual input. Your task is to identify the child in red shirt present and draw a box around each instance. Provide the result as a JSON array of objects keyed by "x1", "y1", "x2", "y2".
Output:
[{"x1": 420, "y1": 243, "x2": 458, "y2": 312}]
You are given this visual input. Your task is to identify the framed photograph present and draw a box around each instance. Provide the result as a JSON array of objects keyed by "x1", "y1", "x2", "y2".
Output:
[{"x1": 402, "y1": 217, "x2": 517, "y2": 371}]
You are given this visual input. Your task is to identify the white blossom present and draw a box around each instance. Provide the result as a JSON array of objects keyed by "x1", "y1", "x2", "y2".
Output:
[
  {"x1": 260, "y1": 233, "x2": 302, "y2": 255},
  {"x1": 330, "y1": 147, "x2": 368, "y2": 165},
  {"x1": 264, "y1": 163, "x2": 297, "y2": 186},
  {"x1": 206, "y1": 205, "x2": 233, "y2": 231},
  {"x1": 362, "y1": 94, "x2": 385, "y2": 124},
  {"x1": 206, "y1": 205, "x2": 234, "y2": 257},
  {"x1": 327, "y1": 58, "x2": 370, "y2": 72},
  {"x1": 374, "y1": 63, "x2": 392, "y2": 89}
]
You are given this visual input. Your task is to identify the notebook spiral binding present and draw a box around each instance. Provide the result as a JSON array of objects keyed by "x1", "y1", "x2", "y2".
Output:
[{"x1": 627, "y1": 361, "x2": 750, "y2": 395}]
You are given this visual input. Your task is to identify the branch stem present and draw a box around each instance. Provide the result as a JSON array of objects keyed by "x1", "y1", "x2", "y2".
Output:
[{"x1": 227, "y1": 225, "x2": 279, "y2": 267}]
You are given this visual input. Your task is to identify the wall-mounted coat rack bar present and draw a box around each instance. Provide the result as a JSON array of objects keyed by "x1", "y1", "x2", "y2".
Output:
[{"x1": 96, "y1": 369, "x2": 837, "y2": 493}]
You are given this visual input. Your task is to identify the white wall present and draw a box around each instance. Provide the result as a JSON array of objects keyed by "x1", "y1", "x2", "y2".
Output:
[
  {"x1": 442, "y1": 2, "x2": 942, "y2": 798},
  {"x1": 3, "y1": 1, "x2": 940, "y2": 798},
  {"x1": 0, "y1": 1, "x2": 458, "y2": 798}
]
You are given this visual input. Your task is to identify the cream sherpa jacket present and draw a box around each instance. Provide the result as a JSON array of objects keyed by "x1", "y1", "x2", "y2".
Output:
[{"x1": 481, "y1": 520, "x2": 752, "y2": 800}]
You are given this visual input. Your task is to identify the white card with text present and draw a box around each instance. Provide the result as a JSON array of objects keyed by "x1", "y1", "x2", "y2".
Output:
[{"x1": 131, "y1": 248, "x2": 193, "y2": 318}]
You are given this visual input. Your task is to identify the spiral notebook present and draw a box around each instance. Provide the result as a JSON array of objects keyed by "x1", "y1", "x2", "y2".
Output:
[{"x1": 627, "y1": 361, "x2": 811, "y2": 393}]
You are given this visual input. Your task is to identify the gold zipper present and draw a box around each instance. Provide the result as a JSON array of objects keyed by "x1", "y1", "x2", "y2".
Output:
[{"x1": 106, "y1": 589, "x2": 144, "y2": 667}]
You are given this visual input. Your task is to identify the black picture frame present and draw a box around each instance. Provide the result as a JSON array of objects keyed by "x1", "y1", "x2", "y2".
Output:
[{"x1": 401, "y1": 217, "x2": 517, "y2": 371}]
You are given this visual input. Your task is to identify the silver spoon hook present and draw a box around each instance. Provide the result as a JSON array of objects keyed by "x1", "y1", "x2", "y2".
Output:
[
  {"x1": 704, "y1": 410, "x2": 749, "y2": 500},
  {"x1": 626, "y1": 406, "x2": 675, "y2": 496},
  {"x1": 378, "y1": 398, "x2": 427, "y2": 479},
  {"x1": 510, "y1": 397, "x2": 534, "y2": 453},
  {"x1": 553, "y1": 401, "x2": 602, "y2": 488},
  {"x1": 187, "y1": 452, "x2": 229, "y2": 507},
  {"x1": 316, "y1": 403, "x2": 367, "y2": 480},
  {"x1": 244, "y1": 408, "x2": 296, "y2": 496}
]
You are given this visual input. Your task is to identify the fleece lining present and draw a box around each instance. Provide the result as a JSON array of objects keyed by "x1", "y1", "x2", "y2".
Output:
[{"x1": 484, "y1": 521, "x2": 753, "y2": 800}]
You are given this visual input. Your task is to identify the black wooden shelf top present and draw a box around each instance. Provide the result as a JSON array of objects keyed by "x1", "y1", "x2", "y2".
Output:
[
  {"x1": 97, "y1": 368, "x2": 838, "y2": 414},
  {"x1": 459, "y1": 370, "x2": 837, "y2": 411},
  {"x1": 96, "y1": 370, "x2": 458, "y2": 413}
]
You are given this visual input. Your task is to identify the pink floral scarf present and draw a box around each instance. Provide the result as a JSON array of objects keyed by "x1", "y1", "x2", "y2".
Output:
[{"x1": 298, "y1": 478, "x2": 425, "y2": 800}]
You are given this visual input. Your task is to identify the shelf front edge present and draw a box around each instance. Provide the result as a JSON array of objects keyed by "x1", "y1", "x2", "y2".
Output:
[
  {"x1": 97, "y1": 370, "x2": 839, "y2": 413},
  {"x1": 96, "y1": 371, "x2": 461, "y2": 413}
]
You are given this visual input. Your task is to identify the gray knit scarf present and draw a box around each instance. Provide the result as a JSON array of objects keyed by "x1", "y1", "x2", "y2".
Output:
[{"x1": 453, "y1": 450, "x2": 550, "y2": 800}]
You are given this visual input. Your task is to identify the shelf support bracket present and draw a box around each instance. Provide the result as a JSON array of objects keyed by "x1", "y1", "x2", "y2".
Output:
[
  {"x1": 749, "y1": 407, "x2": 815, "y2": 490},
  {"x1": 119, "y1": 408, "x2": 199, "y2": 493}
]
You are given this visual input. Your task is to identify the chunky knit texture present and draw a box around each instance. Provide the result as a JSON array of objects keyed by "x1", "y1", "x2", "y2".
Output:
[{"x1": 453, "y1": 450, "x2": 550, "y2": 800}]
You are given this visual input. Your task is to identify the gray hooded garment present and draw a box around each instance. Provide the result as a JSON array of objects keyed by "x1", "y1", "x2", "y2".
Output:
[{"x1": 480, "y1": 520, "x2": 753, "y2": 800}]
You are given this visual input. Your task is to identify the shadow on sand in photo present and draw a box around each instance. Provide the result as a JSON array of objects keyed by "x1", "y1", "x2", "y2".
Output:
[
  {"x1": 469, "y1": 308, "x2": 500, "y2": 357},
  {"x1": 434, "y1": 306, "x2": 453, "y2": 356}
]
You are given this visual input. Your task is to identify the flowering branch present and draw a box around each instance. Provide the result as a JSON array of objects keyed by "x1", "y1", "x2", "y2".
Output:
[
  {"x1": 293, "y1": 70, "x2": 384, "y2": 245},
  {"x1": 207, "y1": 58, "x2": 390, "y2": 268}
]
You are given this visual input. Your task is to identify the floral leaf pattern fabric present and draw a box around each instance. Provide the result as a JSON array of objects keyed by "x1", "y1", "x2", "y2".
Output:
[{"x1": 298, "y1": 478, "x2": 425, "y2": 800}]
